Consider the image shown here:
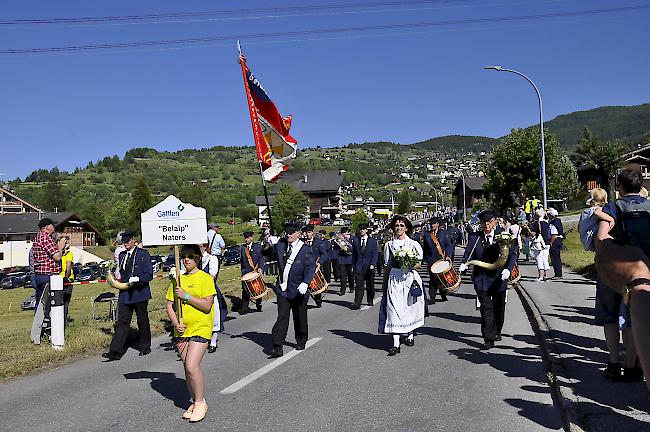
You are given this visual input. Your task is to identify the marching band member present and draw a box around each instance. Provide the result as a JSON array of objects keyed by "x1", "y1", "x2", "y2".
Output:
[
  {"x1": 351, "y1": 223, "x2": 378, "y2": 309},
  {"x1": 318, "y1": 229, "x2": 333, "y2": 283},
  {"x1": 378, "y1": 215, "x2": 425, "y2": 355},
  {"x1": 334, "y1": 227, "x2": 354, "y2": 296},
  {"x1": 102, "y1": 231, "x2": 153, "y2": 361},
  {"x1": 238, "y1": 231, "x2": 265, "y2": 314},
  {"x1": 302, "y1": 225, "x2": 328, "y2": 308},
  {"x1": 166, "y1": 244, "x2": 216, "y2": 423},
  {"x1": 199, "y1": 243, "x2": 228, "y2": 353},
  {"x1": 422, "y1": 218, "x2": 449, "y2": 305},
  {"x1": 269, "y1": 222, "x2": 317, "y2": 358},
  {"x1": 459, "y1": 210, "x2": 517, "y2": 350}
]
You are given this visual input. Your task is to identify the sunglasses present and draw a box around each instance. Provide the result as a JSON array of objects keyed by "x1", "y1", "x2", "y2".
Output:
[
  {"x1": 394, "y1": 223, "x2": 407, "y2": 227},
  {"x1": 180, "y1": 254, "x2": 198, "y2": 260}
]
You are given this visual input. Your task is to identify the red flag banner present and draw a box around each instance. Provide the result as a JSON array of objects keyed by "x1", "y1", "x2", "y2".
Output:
[{"x1": 240, "y1": 55, "x2": 297, "y2": 182}]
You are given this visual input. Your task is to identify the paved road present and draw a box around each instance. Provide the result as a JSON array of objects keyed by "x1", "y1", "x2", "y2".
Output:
[{"x1": 0, "y1": 251, "x2": 562, "y2": 432}]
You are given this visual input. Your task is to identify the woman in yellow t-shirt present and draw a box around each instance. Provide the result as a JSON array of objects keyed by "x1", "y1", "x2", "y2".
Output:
[{"x1": 166, "y1": 244, "x2": 216, "y2": 423}]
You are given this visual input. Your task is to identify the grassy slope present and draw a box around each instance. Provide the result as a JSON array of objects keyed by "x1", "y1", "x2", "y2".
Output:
[{"x1": 561, "y1": 230, "x2": 595, "y2": 275}]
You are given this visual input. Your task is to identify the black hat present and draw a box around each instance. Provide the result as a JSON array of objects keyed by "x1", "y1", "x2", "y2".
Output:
[
  {"x1": 283, "y1": 222, "x2": 301, "y2": 235},
  {"x1": 428, "y1": 217, "x2": 440, "y2": 225},
  {"x1": 318, "y1": 229, "x2": 327, "y2": 235},
  {"x1": 38, "y1": 218, "x2": 56, "y2": 229},
  {"x1": 301, "y1": 225, "x2": 314, "y2": 232},
  {"x1": 358, "y1": 222, "x2": 369, "y2": 230},
  {"x1": 121, "y1": 230, "x2": 136, "y2": 242},
  {"x1": 478, "y1": 209, "x2": 498, "y2": 223},
  {"x1": 340, "y1": 227, "x2": 350, "y2": 234},
  {"x1": 243, "y1": 231, "x2": 254, "y2": 238}
]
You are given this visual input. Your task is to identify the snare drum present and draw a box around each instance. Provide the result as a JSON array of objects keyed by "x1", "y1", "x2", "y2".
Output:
[
  {"x1": 240, "y1": 271, "x2": 268, "y2": 300},
  {"x1": 508, "y1": 264, "x2": 521, "y2": 285},
  {"x1": 309, "y1": 268, "x2": 328, "y2": 296},
  {"x1": 430, "y1": 259, "x2": 461, "y2": 294}
]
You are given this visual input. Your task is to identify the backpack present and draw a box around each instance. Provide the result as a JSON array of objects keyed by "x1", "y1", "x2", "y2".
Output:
[{"x1": 615, "y1": 197, "x2": 650, "y2": 259}]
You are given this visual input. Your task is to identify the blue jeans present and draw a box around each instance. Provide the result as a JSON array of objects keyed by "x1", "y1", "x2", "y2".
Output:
[{"x1": 34, "y1": 274, "x2": 51, "y2": 316}]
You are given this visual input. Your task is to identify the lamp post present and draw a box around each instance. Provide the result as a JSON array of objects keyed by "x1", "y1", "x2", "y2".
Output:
[
  {"x1": 431, "y1": 186, "x2": 440, "y2": 212},
  {"x1": 484, "y1": 65, "x2": 548, "y2": 209}
]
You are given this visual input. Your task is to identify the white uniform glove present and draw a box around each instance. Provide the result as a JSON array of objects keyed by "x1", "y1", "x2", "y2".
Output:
[
  {"x1": 128, "y1": 276, "x2": 140, "y2": 284},
  {"x1": 297, "y1": 282, "x2": 308, "y2": 295},
  {"x1": 501, "y1": 269, "x2": 510, "y2": 281},
  {"x1": 459, "y1": 263, "x2": 468, "y2": 273}
]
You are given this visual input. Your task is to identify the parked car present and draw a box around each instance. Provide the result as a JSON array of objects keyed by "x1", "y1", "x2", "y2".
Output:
[
  {"x1": 222, "y1": 246, "x2": 241, "y2": 266},
  {"x1": 162, "y1": 254, "x2": 175, "y2": 272},
  {"x1": 76, "y1": 268, "x2": 96, "y2": 282},
  {"x1": 87, "y1": 262, "x2": 101, "y2": 278},
  {"x1": 1, "y1": 272, "x2": 27, "y2": 289},
  {"x1": 150, "y1": 255, "x2": 163, "y2": 273},
  {"x1": 21, "y1": 294, "x2": 36, "y2": 310},
  {"x1": 24, "y1": 272, "x2": 34, "y2": 288},
  {"x1": 321, "y1": 218, "x2": 333, "y2": 226},
  {"x1": 72, "y1": 263, "x2": 82, "y2": 278},
  {"x1": 308, "y1": 218, "x2": 321, "y2": 226}
]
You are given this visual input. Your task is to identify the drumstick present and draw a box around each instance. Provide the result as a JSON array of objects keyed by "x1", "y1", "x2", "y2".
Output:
[{"x1": 461, "y1": 236, "x2": 480, "y2": 269}]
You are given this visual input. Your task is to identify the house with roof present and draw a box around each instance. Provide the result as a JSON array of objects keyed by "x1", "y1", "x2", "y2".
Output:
[
  {"x1": 255, "y1": 170, "x2": 345, "y2": 224},
  {"x1": 0, "y1": 211, "x2": 100, "y2": 268},
  {"x1": 452, "y1": 176, "x2": 490, "y2": 218},
  {"x1": 576, "y1": 142, "x2": 650, "y2": 193},
  {"x1": 0, "y1": 187, "x2": 41, "y2": 214}
]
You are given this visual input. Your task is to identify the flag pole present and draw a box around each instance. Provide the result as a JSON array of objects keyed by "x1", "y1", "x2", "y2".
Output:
[{"x1": 238, "y1": 41, "x2": 275, "y2": 235}]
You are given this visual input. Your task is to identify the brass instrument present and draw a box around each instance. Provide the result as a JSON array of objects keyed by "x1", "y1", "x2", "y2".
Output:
[
  {"x1": 107, "y1": 272, "x2": 131, "y2": 291},
  {"x1": 333, "y1": 234, "x2": 353, "y2": 255}
]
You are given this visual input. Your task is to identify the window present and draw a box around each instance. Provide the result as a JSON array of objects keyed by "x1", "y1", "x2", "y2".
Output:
[{"x1": 0, "y1": 253, "x2": 4, "y2": 260}]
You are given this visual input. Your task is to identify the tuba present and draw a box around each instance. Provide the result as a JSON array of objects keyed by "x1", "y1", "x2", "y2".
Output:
[{"x1": 334, "y1": 234, "x2": 353, "y2": 255}]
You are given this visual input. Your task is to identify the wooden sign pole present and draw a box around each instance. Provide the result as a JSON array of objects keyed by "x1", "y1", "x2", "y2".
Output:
[{"x1": 174, "y1": 245, "x2": 183, "y2": 323}]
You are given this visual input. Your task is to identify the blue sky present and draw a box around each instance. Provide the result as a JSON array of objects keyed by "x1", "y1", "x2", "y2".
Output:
[{"x1": 1, "y1": 0, "x2": 649, "y2": 180}]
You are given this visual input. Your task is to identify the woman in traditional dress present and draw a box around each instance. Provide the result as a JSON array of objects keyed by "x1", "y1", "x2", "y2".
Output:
[
  {"x1": 378, "y1": 215, "x2": 425, "y2": 356},
  {"x1": 166, "y1": 244, "x2": 216, "y2": 423}
]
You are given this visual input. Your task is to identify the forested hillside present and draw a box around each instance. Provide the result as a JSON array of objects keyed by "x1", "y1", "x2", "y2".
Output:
[{"x1": 544, "y1": 103, "x2": 650, "y2": 149}]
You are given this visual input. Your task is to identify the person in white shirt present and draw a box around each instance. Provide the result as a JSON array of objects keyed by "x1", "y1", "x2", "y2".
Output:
[{"x1": 206, "y1": 224, "x2": 225, "y2": 269}]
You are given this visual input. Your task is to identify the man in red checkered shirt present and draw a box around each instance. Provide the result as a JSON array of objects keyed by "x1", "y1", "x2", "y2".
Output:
[{"x1": 32, "y1": 218, "x2": 66, "y2": 315}]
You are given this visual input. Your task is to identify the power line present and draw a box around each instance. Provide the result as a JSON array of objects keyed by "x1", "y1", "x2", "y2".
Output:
[
  {"x1": 0, "y1": 0, "x2": 479, "y2": 25},
  {"x1": 1, "y1": 4, "x2": 648, "y2": 55}
]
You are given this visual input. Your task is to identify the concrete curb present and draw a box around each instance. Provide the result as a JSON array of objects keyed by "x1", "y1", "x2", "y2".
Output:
[{"x1": 513, "y1": 282, "x2": 587, "y2": 432}]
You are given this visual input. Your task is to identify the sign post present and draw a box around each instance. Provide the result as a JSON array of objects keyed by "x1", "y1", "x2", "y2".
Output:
[{"x1": 141, "y1": 195, "x2": 207, "y2": 323}]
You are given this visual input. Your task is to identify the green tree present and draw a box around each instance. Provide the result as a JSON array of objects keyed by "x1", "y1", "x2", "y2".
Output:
[
  {"x1": 270, "y1": 184, "x2": 309, "y2": 234},
  {"x1": 82, "y1": 202, "x2": 107, "y2": 244},
  {"x1": 40, "y1": 176, "x2": 67, "y2": 212},
  {"x1": 571, "y1": 127, "x2": 627, "y2": 193},
  {"x1": 178, "y1": 179, "x2": 213, "y2": 219},
  {"x1": 350, "y1": 209, "x2": 370, "y2": 233},
  {"x1": 128, "y1": 176, "x2": 154, "y2": 232},
  {"x1": 485, "y1": 128, "x2": 580, "y2": 209},
  {"x1": 396, "y1": 189, "x2": 412, "y2": 214}
]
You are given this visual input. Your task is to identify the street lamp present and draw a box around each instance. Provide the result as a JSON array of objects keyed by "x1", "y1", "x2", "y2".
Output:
[{"x1": 484, "y1": 65, "x2": 548, "y2": 209}]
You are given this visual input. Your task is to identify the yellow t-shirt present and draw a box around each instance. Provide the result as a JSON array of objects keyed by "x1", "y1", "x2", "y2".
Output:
[
  {"x1": 166, "y1": 270, "x2": 216, "y2": 339},
  {"x1": 60, "y1": 251, "x2": 74, "y2": 281}
]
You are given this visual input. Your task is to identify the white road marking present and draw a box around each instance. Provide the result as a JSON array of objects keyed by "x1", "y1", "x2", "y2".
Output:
[
  {"x1": 219, "y1": 337, "x2": 322, "y2": 395},
  {"x1": 361, "y1": 296, "x2": 382, "y2": 310}
]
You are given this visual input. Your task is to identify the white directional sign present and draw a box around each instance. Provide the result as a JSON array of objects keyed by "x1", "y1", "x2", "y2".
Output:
[{"x1": 140, "y1": 195, "x2": 207, "y2": 246}]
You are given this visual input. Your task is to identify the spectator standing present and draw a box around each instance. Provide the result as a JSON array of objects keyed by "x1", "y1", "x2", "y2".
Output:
[
  {"x1": 59, "y1": 235, "x2": 75, "y2": 324},
  {"x1": 32, "y1": 218, "x2": 66, "y2": 318},
  {"x1": 113, "y1": 231, "x2": 126, "y2": 280},
  {"x1": 596, "y1": 164, "x2": 648, "y2": 382},
  {"x1": 206, "y1": 224, "x2": 225, "y2": 270},
  {"x1": 508, "y1": 217, "x2": 523, "y2": 259},
  {"x1": 530, "y1": 208, "x2": 551, "y2": 281},
  {"x1": 547, "y1": 208, "x2": 565, "y2": 279}
]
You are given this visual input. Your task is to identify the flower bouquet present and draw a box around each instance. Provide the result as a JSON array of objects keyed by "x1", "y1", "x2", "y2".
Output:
[
  {"x1": 394, "y1": 246, "x2": 420, "y2": 272},
  {"x1": 494, "y1": 232, "x2": 515, "y2": 246}
]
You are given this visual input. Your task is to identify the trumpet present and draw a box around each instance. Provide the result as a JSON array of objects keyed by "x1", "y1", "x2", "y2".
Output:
[{"x1": 333, "y1": 234, "x2": 353, "y2": 255}]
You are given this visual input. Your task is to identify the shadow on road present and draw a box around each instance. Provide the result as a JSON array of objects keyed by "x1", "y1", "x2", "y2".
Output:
[
  {"x1": 329, "y1": 329, "x2": 387, "y2": 351},
  {"x1": 230, "y1": 331, "x2": 272, "y2": 353},
  {"x1": 124, "y1": 371, "x2": 190, "y2": 409}
]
